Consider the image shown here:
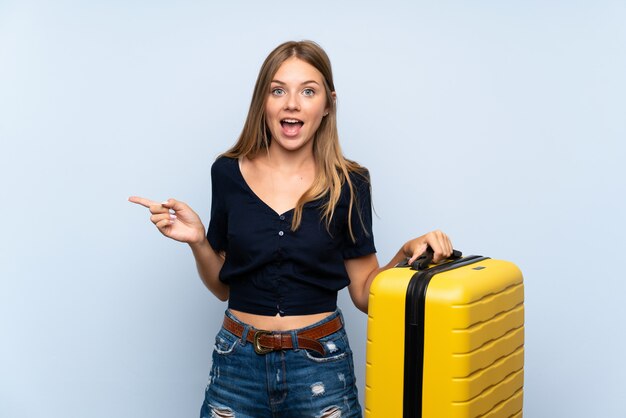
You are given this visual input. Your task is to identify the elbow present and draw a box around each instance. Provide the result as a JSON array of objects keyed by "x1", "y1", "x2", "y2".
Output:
[
  {"x1": 349, "y1": 284, "x2": 372, "y2": 314},
  {"x1": 353, "y1": 296, "x2": 369, "y2": 314},
  {"x1": 213, "y1": 285, "x2": 229, "y2": 302}
]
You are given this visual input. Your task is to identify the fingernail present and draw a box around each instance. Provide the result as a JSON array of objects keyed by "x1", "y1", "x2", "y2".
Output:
[
  {"x1": 161, "y1": 200, "x2": 169, "y2": 205},
  {"x1": 169, "y1": 214, "x2": 177, "y2": 220}
]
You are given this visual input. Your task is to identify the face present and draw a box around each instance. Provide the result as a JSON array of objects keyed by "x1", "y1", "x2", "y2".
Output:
[{"x1": 264, "y1": 57, "x2": 331, "y2": 154}]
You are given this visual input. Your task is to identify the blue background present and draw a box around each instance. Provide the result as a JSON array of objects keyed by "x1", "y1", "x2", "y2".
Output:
[{"x1": 1, "y1": 1, "x2": 624, "y2": 416}]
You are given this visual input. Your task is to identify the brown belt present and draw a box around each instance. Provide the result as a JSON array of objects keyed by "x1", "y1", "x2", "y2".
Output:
[{"x1": 222, "y1": 314, "x2": 343, "y2": 356}]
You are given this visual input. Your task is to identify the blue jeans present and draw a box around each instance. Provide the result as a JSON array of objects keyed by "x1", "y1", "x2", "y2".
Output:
[{"x1": 200, "y1": 309, "x2": 362, "y2": 418}]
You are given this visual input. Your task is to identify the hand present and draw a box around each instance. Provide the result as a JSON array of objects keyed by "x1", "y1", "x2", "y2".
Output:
[
  {"x1": 128, "y1": 196, "x2": 206, "y2": 245},
  {"x1": 404, "y1": 230, "x2": 453, "y2": 264}
]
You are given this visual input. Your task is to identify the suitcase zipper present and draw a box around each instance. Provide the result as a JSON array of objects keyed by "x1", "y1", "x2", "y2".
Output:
[{"x1": 403, "y1": 255, "x2": 489, "y2": 418}]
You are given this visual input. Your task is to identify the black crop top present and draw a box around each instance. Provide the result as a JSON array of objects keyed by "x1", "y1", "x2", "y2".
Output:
[{"x1": 206, "y1": 156, "x2": 376, "y2": 316}]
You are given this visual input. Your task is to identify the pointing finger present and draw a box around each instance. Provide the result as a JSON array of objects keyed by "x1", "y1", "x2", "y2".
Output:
[{"x1": 128, "y1": 196, "x2": 159, "y2": 208}]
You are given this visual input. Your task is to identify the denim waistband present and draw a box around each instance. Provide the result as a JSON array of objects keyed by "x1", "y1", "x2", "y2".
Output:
[{"x1": 223, "y1": 308, "x2": 344, "y2": 334}]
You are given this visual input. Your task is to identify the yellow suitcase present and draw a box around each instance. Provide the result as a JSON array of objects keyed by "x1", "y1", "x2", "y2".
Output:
[{"x1": 365, "y1": 250, "x2": 524, "y2": 418}]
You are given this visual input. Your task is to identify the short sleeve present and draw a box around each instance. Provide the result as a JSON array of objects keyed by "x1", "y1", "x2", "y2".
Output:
[
  {"x1": 342, "y1": 170, "x2": 377, "y2": 259},
  {"x1": 206, "y1": 159, "x2": 228, "y2": 252}
]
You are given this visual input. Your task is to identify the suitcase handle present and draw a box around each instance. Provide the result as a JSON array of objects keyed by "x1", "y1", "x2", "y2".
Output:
[{"x1": 407, "y1": 246, "x2": 463, "y2": 270}]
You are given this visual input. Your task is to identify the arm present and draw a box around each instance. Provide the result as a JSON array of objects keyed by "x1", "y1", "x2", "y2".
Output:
[
  {"x1": 188, "y1": 237, "x2": 229, "y2": 301},
  {"x1": 128, "y1": 196, "x2": 228, "y2": 301},
  {"x1": 346, "y1": 230, "x2": 453, "y2": 313}
]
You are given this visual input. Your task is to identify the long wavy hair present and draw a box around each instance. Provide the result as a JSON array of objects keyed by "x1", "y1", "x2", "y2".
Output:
[{"x1": 222, "y1": 40, "x2": 368, "y2": 241}]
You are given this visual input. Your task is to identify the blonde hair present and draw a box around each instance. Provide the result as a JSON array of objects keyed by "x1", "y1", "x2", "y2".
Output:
[{"x1": 222, "y1": 40, "x2": 369, "y2": 241}]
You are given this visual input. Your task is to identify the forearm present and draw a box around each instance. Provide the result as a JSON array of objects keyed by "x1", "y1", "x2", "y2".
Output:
[
  {"x1": 382, "y1": 245, "x2": 410, "y2": 271},
  {"x1": 355, "y1": 247, "x2": 407, "y2": 312},
  {"x1": 189, "y1": 238, "x2": 229, "y2": 301},
  {"x1": 348, "y1": 240, "x2": 417, "y2": 313},
  {"x1": 349, "y1": 231, "x2": 453, "y2": 312}
]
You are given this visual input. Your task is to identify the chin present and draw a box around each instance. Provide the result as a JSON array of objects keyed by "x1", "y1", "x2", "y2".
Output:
[
  {"x1": 272, "y1": 135, "x2": 313, "y2": 152},
  {"x1": 278, "y1": 142, "x2": 307, "y2": 152}
]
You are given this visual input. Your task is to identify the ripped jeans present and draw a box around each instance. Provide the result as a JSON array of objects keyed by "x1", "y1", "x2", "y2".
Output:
[{"x1": 200, "y1": 309, "x2": 362, "y2": 418}]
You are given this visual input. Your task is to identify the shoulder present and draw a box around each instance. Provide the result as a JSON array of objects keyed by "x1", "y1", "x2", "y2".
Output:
[
  {"x1": 211, "y1": 155, "x2": 238, "y2": 177},
  {"x1": 210, "y1": 156, "x2": 242, "y2": 195},
  {"x1": 347, "y1": 165, "x2": 371, "y2": 190}
]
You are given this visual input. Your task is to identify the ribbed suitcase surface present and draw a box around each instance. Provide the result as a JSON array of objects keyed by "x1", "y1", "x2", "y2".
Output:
[{"x1": 365, "y1": 256, "x2": 524, "y2": 418}]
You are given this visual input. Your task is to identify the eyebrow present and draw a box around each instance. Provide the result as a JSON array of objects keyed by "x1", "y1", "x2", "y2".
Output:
[{"x1": 270, "y1": 80, "x2": 321, "y2": 86}]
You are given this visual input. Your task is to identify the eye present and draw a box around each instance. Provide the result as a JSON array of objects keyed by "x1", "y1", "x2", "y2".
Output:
[
  {"x1": 302, "y1": 88, "x2": 315, "y2": 97},
  {"x1": 271, "y1": 87, "x2": 285, "y2": 96}
]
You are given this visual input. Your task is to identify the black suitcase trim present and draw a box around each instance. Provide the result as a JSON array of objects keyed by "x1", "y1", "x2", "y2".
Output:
[{"x1": 403, "y1": 256, "x2": 490, "y2": 418}]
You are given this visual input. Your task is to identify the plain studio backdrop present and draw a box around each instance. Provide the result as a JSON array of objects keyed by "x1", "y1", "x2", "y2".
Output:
[{"x1": 1, "y1": 1, "x2": 624, "y2": 417}]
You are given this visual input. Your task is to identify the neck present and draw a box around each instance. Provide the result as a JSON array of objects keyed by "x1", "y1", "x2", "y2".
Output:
[{"x1": 265, "y1": 143, "x2": 315, "y2": 173}]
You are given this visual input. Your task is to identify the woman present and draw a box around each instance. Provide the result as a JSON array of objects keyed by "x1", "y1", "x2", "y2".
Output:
[{"x1": 129, "y1": 40, "x2": 452, "y2": 418}]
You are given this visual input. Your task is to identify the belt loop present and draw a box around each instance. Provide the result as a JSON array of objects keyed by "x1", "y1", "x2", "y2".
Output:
[
  {"x1": 290, "y1": 330, "x2": 299, "y2": 350},
  {"x1": 241, "y1": 325, "x2": 250, "y2": 346}
]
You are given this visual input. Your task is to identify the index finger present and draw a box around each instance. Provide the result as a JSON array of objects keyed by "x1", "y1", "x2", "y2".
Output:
[{"x1": 128, "y1": 196, "x2": 160, "y2": 208}]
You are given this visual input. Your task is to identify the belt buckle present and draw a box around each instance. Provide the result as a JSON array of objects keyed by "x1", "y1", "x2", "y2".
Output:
[{"x1": 253, "y1": 330, "x2": 273, "y2": 355}]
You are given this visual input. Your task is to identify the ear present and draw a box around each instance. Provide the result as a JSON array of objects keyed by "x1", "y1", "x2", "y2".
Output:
[{"x1": 325, "y1": 91, "x2": 337, "y2": 115}]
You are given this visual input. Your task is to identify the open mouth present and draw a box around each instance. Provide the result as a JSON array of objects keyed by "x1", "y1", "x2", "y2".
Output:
[
  {"x1": 280, "y1": 119, "x2": 304, "y2": 128},
  {"x1": 280, "y1": 118, "x2": 304, "y2": 136}
]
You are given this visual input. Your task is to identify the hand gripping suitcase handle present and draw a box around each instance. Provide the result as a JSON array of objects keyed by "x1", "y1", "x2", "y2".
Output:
[{"x1": 411, "y1": 246, "x2": 463, "y2": 270}]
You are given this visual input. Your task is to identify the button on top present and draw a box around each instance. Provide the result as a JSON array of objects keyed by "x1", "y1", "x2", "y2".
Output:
[
  {"x1": 278, "y1": 231, "x2": 284, "y2": 236},
  {"x1": 279, "y1": 215, "x2": 285, "y2": 220}
]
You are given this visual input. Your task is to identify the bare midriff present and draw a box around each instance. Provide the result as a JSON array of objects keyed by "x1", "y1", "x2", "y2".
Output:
[{"x1": 229, "y1": 309, "x2": 335, "y2": 332}]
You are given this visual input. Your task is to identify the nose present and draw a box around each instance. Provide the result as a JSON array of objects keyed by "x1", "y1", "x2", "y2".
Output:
[{"x1": 284, "y1": 93, "x2": 300, "y2": 111}]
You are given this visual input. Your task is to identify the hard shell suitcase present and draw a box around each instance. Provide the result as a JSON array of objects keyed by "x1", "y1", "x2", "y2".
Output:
[{"x1": 365, "y1": 250, "x2": 524, "y2": 418}]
